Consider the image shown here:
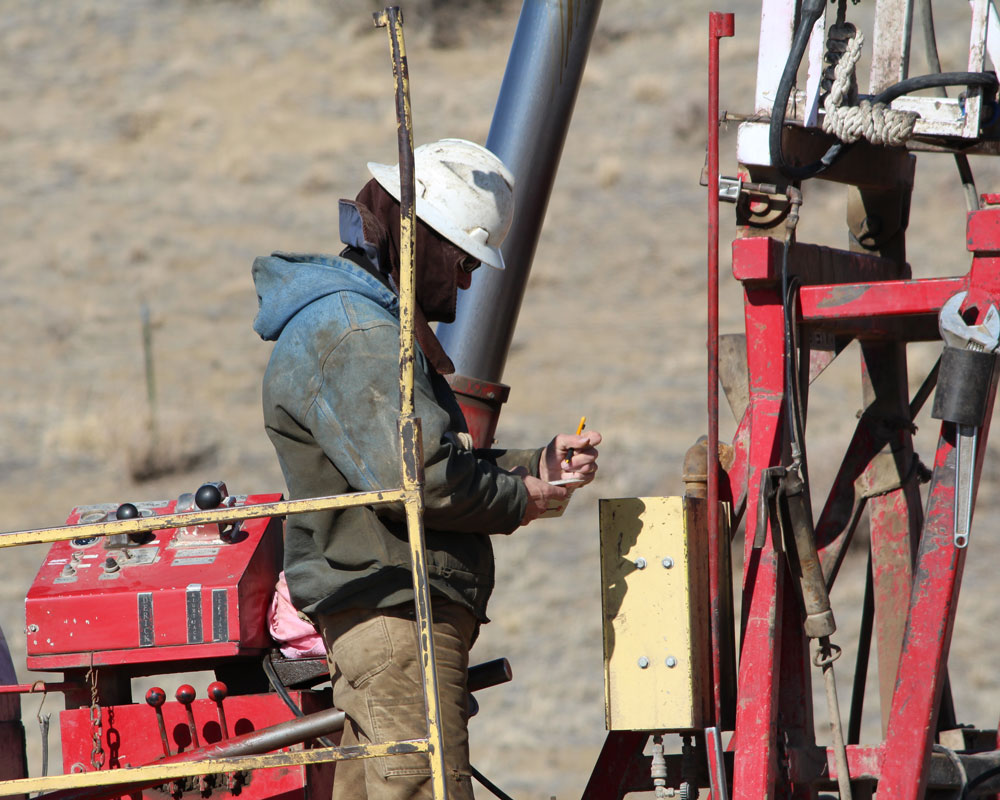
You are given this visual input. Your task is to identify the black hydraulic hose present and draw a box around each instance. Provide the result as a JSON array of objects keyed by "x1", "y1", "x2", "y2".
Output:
[
  {"x1": 872, "y1": 71, "x2": 998, "y2": 106},
  {"x1": 471, "y1": 765, "x2": 517, "y2": 800},
  {"x1": 769, "y1": 0, "x2": 829, "y2": 180},
  {"x1": 923, "y1": 0, "x2": 980, "y2": 209},
  {"x1": 262, "y1": 654, "x2": 338, "y2": 748},
  {"x1": 919, "y1": 0, "x2": 980, "y2": 210}
]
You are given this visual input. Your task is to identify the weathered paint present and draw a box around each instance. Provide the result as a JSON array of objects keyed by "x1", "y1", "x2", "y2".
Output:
[
  {"x1": 373, "y1": 10, "x2": 447, "y2": 799},
  {"x1": 877, "y1": 222, "x2": 1000, "y2": 797},
  {"x1": 732, "y1": 276, "x2": 787, "y2": 800},
  {"x1": 5, "y1": 740, "x2": 422, "y2": 800},
  {"x1": 802, "y1": 278, "x2": 963, "y2": 318},
  {"x1": 1, "y1": 490, "x2": 407, "y2": 549}
]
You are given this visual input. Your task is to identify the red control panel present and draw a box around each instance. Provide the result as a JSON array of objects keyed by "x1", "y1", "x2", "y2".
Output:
[{"x1": 25, "y1": 489, "x2": 283, "y2": 671}]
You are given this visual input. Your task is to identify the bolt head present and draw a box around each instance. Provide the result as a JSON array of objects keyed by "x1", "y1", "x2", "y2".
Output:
[
  {"x1": 635, "y1": 557, "x2": 647, "y2": 569},
  {"x1": 662, "y1": 557, "x2": 674, "y2": 569},
  {"x1": 666, "y1": 656, "x2": 678, "y2": 668},
  {"x1": 638, "y1": 656, "x2": 650, "y2": 669}
]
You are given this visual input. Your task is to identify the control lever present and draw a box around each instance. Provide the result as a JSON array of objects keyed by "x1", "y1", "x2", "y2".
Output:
[
  {"x1": 207, "y1": 681, "x2": 229, "y2": 739},
  {"x1": 195, "y1": 482, "x2": 240, "y2": 541},
  {"x1": 119, "y1": 502, "x2": 155, "y2": 545},
  {"x1": 176, "y1": 685, "x2": 210, "y2": 794},
  {"x1": 145, "y1": 687, "x2": 171, "y2": 757},
  {"x1": 147, "y1": 687, "x2": 182, "y2": 798},
  {"x1": 207, "y1": 681, "x2": 240, "y2": 791},
  {"x1": 108, "y1": 503, "x2": 137, "y2": 549},
  {"x1": 175, "y1": 685, "x2": 201, "y2": 748}
]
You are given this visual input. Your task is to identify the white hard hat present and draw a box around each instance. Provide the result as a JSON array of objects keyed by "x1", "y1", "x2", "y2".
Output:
[{"x1": 367, "y1": 138, "x2": 515, "y2": 270}]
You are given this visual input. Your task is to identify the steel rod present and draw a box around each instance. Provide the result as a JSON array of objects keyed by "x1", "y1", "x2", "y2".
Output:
[{"x1": 708, "y1": 10, "x2": 735, "y2": 729}]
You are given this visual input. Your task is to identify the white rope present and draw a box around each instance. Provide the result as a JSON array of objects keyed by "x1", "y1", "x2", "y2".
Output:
[{"x1": 822, "y1": 29, "x2": 919, "y2": 146}]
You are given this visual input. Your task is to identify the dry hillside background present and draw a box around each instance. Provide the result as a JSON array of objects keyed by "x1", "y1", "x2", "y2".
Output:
[{"x1": 5, "y1": 1, "x2": 1000, "y2": 797}]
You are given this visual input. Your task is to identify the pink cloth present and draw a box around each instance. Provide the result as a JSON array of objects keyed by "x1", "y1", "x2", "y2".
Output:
[{"x1": 268, "y1": 572, "x2": 326, "y2": 659}]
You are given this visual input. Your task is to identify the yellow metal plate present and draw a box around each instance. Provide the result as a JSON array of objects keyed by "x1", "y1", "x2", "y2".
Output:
[{"x1": 599, "y1": 496, "x2": 711, "y2": 731}]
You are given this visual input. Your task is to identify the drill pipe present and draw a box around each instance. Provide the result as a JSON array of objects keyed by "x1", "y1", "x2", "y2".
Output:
[{"x1": 436, "y1": 0, "x2": 603, "y2": 383}]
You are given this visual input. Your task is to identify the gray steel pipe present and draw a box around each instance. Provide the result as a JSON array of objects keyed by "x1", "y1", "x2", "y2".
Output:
[{"x1": 436, "y1": 0, "x2": 603, "y2": 383}]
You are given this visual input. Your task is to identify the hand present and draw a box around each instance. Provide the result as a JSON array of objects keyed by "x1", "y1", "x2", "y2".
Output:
[
  {"x1": 519, "y1": 475, "x2": 569, "y2": 526},
  {"x1": 539, "y1": 430, "x2": 602, "y2": 485}
]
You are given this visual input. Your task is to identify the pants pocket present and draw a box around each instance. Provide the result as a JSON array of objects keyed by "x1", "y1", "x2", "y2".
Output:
[
  {"x1": 330, "y1": 614, "x2": 392, "y2": 689},
  {"x1": 366, "y1": 686, "x2": 432, "y2": 779}
]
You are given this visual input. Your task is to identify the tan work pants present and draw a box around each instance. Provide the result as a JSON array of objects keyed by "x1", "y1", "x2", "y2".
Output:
[{"x1": 316, "y1": 600, "x2": 477, "y2": 800}]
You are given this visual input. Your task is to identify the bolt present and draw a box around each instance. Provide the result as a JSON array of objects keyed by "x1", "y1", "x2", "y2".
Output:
[
  {"x1": 638, "y1": 657, "x2": 650, "y2": 669},
  {"x1": 662, "y1": 557, "x2": 674, "y2": 569},
  {"x1": 635, "y1": 557, "x2": 647, "y2": 569},
  {"x1": 666, "y1": 656, "x2": 678, "y2": 668}
]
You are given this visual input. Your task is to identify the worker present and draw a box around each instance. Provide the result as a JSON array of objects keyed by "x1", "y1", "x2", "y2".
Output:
[{"x1": 252, "y1": 138, "x2": 601, "y2": 800}]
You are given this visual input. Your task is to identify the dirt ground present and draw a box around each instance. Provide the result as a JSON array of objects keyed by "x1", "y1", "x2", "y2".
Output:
[{"x1": 5, "y1": 1, "x2": 1000, "y2": 797}]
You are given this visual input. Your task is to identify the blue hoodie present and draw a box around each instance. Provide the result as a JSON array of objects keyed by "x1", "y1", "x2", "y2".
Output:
[{"x1": 252, "y1": 251, "x2": 535, "y2": 620}]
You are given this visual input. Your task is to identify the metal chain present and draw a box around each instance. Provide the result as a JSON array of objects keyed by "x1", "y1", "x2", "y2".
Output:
[
  {"x1": 87, "y1": 661, "x2": 105, "y2": 770},
  {"x1": 34, "y1": 681, "x2": 50, "y2": 777}
]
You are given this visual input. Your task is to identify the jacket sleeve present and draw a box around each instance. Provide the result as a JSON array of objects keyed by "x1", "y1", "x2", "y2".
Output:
[
  {"x1": 477, "y1": 447, "x2": 543, "y2": 477},
  {"x1": 303, "y1": 318, "x2": 528, "y2": 534}
]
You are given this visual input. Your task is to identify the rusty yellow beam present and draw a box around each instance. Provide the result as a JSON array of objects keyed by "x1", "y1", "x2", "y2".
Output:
[
  {"x1": 0, "y1": 740, "x2": 429, "y2": 797},
  {"x1": 0, "y1": 489, "x2": 409, "y2": 549},
  {"x1": 373, "y1": 7, "x2": 448, "y2": 800}
]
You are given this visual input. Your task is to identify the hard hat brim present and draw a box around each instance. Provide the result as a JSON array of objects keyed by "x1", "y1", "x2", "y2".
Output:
[{"x1": 367, "y1": 161, "x2": 506, "y2": 271}]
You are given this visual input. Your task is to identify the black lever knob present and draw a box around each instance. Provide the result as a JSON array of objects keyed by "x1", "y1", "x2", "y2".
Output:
[{"x1": 195, "y1": 484, "x2": 223, "y2": 510}]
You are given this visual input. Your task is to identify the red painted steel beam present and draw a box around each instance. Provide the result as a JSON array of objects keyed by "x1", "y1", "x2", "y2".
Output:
[
  {"x1": 732, "y1": 285, "x2": 788, "y2": 800},
  {"x1": 580, "y1": 731, "x2": 651, "y2": 799},
  {"x1": 786, "y1": 744, "x2": 884, "y2": 783},
  {"x1": 732, "y1": 238, "x2": 905, "y2": 285},
  {"x1": 877, "y1": 206, "x2": 1000, "y2": 799},
  {"x1": 798, "y1": 278, "x2": 965, "y2": 322}
]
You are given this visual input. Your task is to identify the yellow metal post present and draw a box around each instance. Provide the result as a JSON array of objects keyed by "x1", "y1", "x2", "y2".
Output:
[{"x1": 374, "y1": 7, "x2": 449, "y2": 799}]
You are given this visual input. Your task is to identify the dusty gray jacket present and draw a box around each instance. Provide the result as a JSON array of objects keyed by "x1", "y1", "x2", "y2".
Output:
[{"x1": 252, "y1": 252, "x2": 537, "y2": 621}]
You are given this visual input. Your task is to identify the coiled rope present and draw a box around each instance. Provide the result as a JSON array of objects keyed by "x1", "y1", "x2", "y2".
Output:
[{"x1": 822, "y1": 26, "x2": 920, "y2": 146}]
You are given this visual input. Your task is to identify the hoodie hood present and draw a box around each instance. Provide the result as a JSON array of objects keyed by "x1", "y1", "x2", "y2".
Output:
[{"x1": 252, "y1": 251, "x2": 397, "y2": 342}]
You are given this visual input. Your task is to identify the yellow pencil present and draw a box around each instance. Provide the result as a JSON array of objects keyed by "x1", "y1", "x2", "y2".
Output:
[{"x1": 565, "y1": 416, "x2": 587, "y2": 466}]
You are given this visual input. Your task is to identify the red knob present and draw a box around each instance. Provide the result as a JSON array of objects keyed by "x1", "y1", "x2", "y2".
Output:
[
  {"x1": 145, "y1": 687, "x2": 166, "y2": 708},
  {"x1": 175, "y1": 684, "x2": 196, "y2": 705},
  {"x1": 207, "y1": 681, "x2": 228, "y2": 703}
]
